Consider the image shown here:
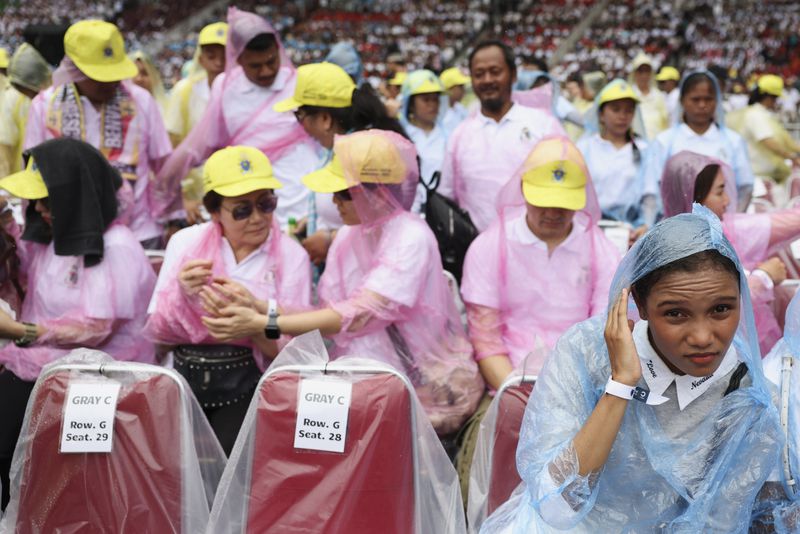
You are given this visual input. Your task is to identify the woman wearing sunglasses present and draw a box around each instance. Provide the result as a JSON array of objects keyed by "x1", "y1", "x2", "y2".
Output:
[
  {"x1": 200, "y1": 130, "x2": 483, "y2": 439},
  {"x1": 144, "y1": 145, "x2": 311, "y2": 454}
]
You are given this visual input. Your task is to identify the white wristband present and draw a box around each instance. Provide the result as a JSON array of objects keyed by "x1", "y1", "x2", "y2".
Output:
[
  {"x1": 605, "y1": 377, "x2": 669, "y2": 406},
  {"x1": 267, "y1": 298, "x2": 278, "y2": 317}
]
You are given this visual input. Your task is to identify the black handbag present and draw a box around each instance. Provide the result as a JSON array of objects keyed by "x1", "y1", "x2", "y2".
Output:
[
  {"x1": 173, "y1": 345, "x2": 261, "y2": 409},
  {"x1": 422, "y1": 171, "x2": 478, "y2": 284}
]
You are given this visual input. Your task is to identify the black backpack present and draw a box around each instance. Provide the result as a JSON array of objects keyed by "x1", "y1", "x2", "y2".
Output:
[{"x1": 422, "y1": 172, "x2": 479, "y2": 284}]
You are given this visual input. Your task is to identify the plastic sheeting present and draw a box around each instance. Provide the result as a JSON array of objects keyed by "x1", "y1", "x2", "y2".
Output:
[
  {"x1": 323, "y1": 42, "x2": 363, "y2": 85},
  {"x1": 468, "y1": 358, "x2": 537, "y2": 533},
  {"x1": 0, "y1": 349, "x2": 226, "y2": 534},
  {"x1": 207, "y1": 331, "x2": 466, "y2": 533},
  {"x1": 760, "y1": 291, "x2": 800, "y2": 531},
  {"x1": 480, "y1": 206, "x2": 782, "y2": 533}
]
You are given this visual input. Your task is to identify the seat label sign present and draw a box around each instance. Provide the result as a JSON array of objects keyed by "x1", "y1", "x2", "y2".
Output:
[
  {"x1": 294, "y1": 378, "x2": 352, "y2": 453},
  {"x1": 60, "y1": 382, "x2": 121, "y2": 454}
]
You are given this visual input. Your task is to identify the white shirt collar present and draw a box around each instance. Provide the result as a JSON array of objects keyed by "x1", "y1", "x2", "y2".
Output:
[
  {"x1": 678, "y1": 122, "x2": 719, "y2": 140},
  {"x1": 477, "y1": 102, "x2": 522, "y2": 126},
  {"x1": 633, "y1": 320, "x2": 740, "y2": 410}
]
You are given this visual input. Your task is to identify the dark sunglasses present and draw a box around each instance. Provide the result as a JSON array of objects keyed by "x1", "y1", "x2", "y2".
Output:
[
  {"x1": 333, "y1": 189, "x2": 352, "y2": 202},
  {"x1": 222, "y1": 195, "x2": 278, "y2": 221}
]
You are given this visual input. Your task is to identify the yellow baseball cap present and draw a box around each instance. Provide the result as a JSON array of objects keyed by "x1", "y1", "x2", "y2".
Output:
[
  {"x1": 440, "y1": 67, "x2": 470, "y2": 90},
  {"x1": 404, "y1": 69, "x2": 444, "y2": 96},
  {"x1": 0, "y1": 48, "x2": 8, "y2": 69},
  {"x1": 758, "y1": 74, "x2": 784, "y2": 97},
  {"x1": 0, "y1": 156, "x2": 49, "y2": 200},
  {"x1": 302, "y1": 133, "x2": 407, "y2": 193},
  {"x1": 388, "y1": 71, "x2": 407, "y2": 86},
  {"x1": 198, "y1": 22, "x2": 228, "y2": 46},
  {"x1": 521, "y1": 138, "x2": 587, "y2": 211},
  {"x1": 274, "y1": 62, "x2": 356, "y2": 112},
  {"x1": 64, "y1": 20, "x2": 137, "y2": 83},
  {"x1": 598, "y1": 80, "x2": 640, "y2": 106},
  {"x1": 655, "y1": 66, "x2": 680, "y2": 82},
  {"x1": 203, "y1": 146, "x2": 282, "y2": 197}
]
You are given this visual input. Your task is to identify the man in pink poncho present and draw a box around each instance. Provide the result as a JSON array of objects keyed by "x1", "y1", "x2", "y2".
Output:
[
  {"x1": 145, "y1": 145, "x2": 311, "y2": 454},
  {"x1": 438, "y1": 40, "x2": 566, "y2": 232},
  {"x1": 156, "y1": 7, "x2": 319, "y2": 229},
  {"x1": 0, "y1": 138, "x2": 155, "y2": 509},
  {"x1": 461, "y1": 136, "x2": 622, "y2": 390},
  {"x1": 661, "y1": 150, "x2": 800, "y2": 354},
  {"x1": 24, "y1": 20, "x2": 172, "y2": 248},
  {"x1": 199, "y1": 130, "x2": 484, "y2": 440}
]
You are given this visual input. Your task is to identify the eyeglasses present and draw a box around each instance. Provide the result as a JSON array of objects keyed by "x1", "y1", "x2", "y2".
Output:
[
  {"x1": 222, "y1": 195, "x2": 278, "y2": 221},
  {"x1": 333, "y1": 189, "x2": 352, "y2": 202},
  {"x1": 294, "y1": 108, "x2": 315, "y2": 123}
]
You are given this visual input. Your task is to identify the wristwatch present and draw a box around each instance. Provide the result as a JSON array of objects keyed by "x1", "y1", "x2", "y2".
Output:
[
  {"x1": 264, "y1": 299, "x2": 281, "y2": 340},
  {"x1": 14, "y1": 322, "x2": 37, "y2": 348}
]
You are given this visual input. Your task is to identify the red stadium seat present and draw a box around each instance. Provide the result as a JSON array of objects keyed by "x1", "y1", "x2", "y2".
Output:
[
  {"x1": 487, "y1": 377, "x2": 535, "y2": 515},
  {"x1": 242, "y1": 365, "x2": 417, "y2": 533},
  {"x1": 9, "y1": 363, "x2": 204, "y2": 534}
]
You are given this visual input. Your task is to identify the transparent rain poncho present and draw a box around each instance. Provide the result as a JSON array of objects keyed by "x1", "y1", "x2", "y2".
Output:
[
  {"x1": 481, "y1": 206, "x2": 782, "y2": 533},
  {"x1": 317, "y1": 130, "x2": 483, "y2": 435},
  {"x1": 461, "y1": 136, "x2": 620, "y2": 376},
  {"x1": 0, "y1": 349, "x2": 226, "y2": 534},
  {"x1": 759, "y1": 291, "x2": 800, "y2": 532},
  {"x1": 661, "y1": 150, "x2": 800, "y2": 353},
  {"x1": 206, "y1": 331, "x2": 466, "y2": 533},
  {"x1": 154, "y1": 7, "x2": 310, "y2": 218}
]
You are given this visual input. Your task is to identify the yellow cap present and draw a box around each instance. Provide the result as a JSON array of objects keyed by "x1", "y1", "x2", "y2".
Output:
[
  {"x1": 198, "y1": 22, "x2": 228, "y2": 46},
  {"x1": 440, "y1": 67, "x2": 470, "y2": 90},
  {"x1": 404, "y1": 69, "x2": 445, "y2": 96},
  {"x1": 758, "y1": 74, "x2": 784, "y2": 97},
  {"x1": 203, "y1": 146, "x2": 283, "y2": 197},
  {"x1": 0, "y1": 156, "x2": 48, "y2": 200},
  {"x1": 598, "y1": 81, "x2": 640, "y2": 106},
  {"x1": 64, "y1": 20, "x2": 137, "y2": 83},
  {"x1": 655, "y1": 66, "x2": 680, "y2": 82},
  {"x1": 274, "y1": 62, "x2": 356, "y2": 112},
  {"x1": 388, "y1": 71, "x2": 407, "y2": 86},
  {"x1": 630, "y1": 52, "x2": 654, "y2": 72},
  {"x1": 0, "y1": 48, "x2": 8, "y2": 69},
  {"x1": 521, "y1": 138, "x2": 587, "y2": 210},
  {"x1": 302, "y1": 133, "x2": 407, "y2": 193}
]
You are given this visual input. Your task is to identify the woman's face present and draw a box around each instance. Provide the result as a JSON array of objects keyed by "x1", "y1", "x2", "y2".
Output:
[
  {"x1": 296, "y1": 108, "x2": 336, "y2": 149},
  {"x1": 637, "y1": 266, "x2": 740, "y2": 377},
  {"x1": 35, "y1": 198, "x2": 52, "y2": 226},
  {"x1": 332, "y1": 189, "x2": 361, "y2": 225},
  {"x1": 133, "y1": 59, "x2": 152, "y2": 93},
  {"x1": 681, "y1": 80, "x2": 717, "y2": 128},
  {"x1": 410, "y1": 93, "x2": 441, "y2": 127},
  {"x1": 599, "y1": 99, "x2": 635, "y2": 139},
  {"x1": 701, "y1": 169, "x2": 730, "y2": 219},
  {"x1": 211, "y1": 189, "x2": 275, "y2": 250}
]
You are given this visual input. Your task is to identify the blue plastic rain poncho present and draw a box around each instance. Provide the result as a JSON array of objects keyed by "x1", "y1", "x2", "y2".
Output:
[
  {"x1": 481, "y1": 205, "x2": 782, "y2": 533},
  {"x1": 760, "y1": 292, "x2": 800, "y2": 532},
  {"x1": 324, "y1": 42, "x2": 363, "y2": 85}
]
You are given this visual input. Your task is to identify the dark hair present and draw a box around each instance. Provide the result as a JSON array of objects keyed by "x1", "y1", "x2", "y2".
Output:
[
  {"x1": 679, "y1": 72, "x2": 717, "y2": 101},
  {"x1": 598, "y1": 100, "x2": 642, "y2": 165},
  {"x1": 245, "y1": 33, "x2": 277, "y2": 52},
  {"x1": 468, "y1": 40, "x2": 516, "y2": 75},
  {"x1": 567, "y1": 72, "x2": 584, "y2": 85},
  {"x1": 632, "y1": 249, "x2": 740, "y2": 305},
  {"x1": 527, "y1": 56, "x2": 549, "y2": 73},
  {"x1": 202, "y1": 190, "x2": 223, "y2": 213},
  {"x1": 747, "y1": 87, "x2": 777, "y2": 106},
  {"x1": 301, "y1": 84, "x2": 410, "y2": 140},
  {"x1": 693, "y1": 163, "x2": 721, "y2": 203}
]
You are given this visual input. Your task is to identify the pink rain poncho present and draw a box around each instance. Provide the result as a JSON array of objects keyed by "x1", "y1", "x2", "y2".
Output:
[
  {"x1": 316, "y1": 130, "x2": 483, "y2": 435},
  {"x1": 0, "y1": 139, "x2": 156, "y2": 381},
  {"x1": 144, "y1": 220, "x2": 311, "y2": 369},
  {"x1": 661, "y1": 150, "x2": 800, "y2": 353},
  {"x1": 461, "y1": 136, "x2": 621, "y2": 376},
  {"x1": 154, "y1": 7, "x2": 315, "y2": 220}
]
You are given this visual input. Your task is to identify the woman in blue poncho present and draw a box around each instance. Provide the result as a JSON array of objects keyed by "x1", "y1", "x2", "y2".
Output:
[{"x1": 482, "y1": 206, "x2": 782, "y2": 533}]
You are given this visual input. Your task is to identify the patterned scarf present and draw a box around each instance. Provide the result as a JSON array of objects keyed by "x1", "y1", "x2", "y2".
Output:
[{"x1": 45, "y1": 83, "x2": 139, "y2": 180}]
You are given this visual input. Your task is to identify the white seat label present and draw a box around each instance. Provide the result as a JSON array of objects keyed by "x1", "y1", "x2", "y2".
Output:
[
  {"x1": 60, "y1": 382, "x2": 121, "y2": 453},
  {"x1": 294, "y1": 378, "x2": 352, "y2": 453}
]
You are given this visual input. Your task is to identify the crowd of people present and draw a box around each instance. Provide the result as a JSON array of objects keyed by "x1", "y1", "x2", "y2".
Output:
[{"x1": 1, "y1": 2, "x2": 800, "y2": 532}]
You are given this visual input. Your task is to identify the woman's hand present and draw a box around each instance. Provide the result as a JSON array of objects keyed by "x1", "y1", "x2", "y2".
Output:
[
  {"x1": 199, "y1": 277, "x2": 260, "y2": 315},
  {"x1": 629, "y1": 225, "x2": 647, "y2": 247},
  {"x1": 178, "y1": 259, "x2": 213, "y2": 296},
  {"x1": 201, "y1": 306, "x2": 266, "y2": 342},
  {"x1": 302, "y1": 230, "x2": 332, "y2": 266},
  {"x1": 604, "y1": 288, "x2": 641, "y2": 386},
  {"x1": 757, "y1": 257, "x2": 787, "y2": 286}
]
